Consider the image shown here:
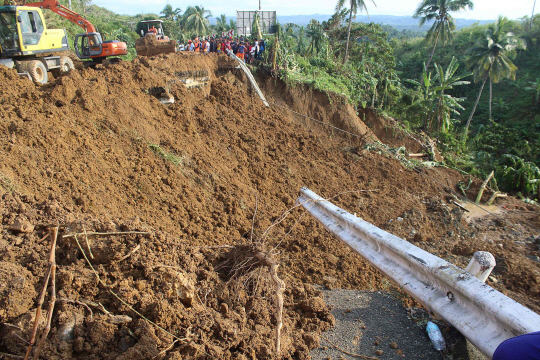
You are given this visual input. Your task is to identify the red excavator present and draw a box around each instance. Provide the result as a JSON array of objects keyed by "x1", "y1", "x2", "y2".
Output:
[{"x1": 25, "y1": 0, "x2": 127, "y2": 63}]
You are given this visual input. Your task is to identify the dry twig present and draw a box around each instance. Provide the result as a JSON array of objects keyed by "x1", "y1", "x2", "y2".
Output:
[
  {"x1": 63, "y1": 231, "x2": 150, "y2": 239},
  {"x1": 24, "y1": 227, "x2": 58, "y2": 360},
  {"x1": 56, "y1": 298, "x2": 94, "y2": 320},
  {"x1": 151, "y1": 339, "x2": 180, "y2": 359},
  {"x1": 321, "y1": 336, "x2": 379, "y2": 360},
  {"x1": 82, "y1": 225, "x2": 94, "y2": 259},
  {"x1": 1, "y1": 352, "x2": 24, "y2": 359},
  {"x1": 113, "y1": 244, "x2": 141, "y2": 263}
]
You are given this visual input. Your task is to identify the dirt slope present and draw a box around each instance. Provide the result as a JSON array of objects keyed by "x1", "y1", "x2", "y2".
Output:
[{"x1": 0, "y1": 53, "x2": 539, "y2": 359}]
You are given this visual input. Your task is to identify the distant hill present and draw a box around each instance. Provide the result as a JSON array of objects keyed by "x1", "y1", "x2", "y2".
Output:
[
  {"x1": 277, "y1": 14, "x2": 494, "y2": 30},
  {"x1": 209, "y1": 14, "x2": 494, "y2": 31}
]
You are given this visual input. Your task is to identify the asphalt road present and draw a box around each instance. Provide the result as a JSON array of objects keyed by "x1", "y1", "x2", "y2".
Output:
[{"x1": 310, "y1": 288, "x2": 487, "y2": 360}]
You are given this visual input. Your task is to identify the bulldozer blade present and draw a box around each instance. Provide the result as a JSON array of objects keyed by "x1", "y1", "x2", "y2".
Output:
[{"x1": 136, "y1": 34, "x2": 177, "y2": 57}]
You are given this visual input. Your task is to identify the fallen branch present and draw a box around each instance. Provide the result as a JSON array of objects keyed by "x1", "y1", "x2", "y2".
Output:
[
  {"x1": 476, "y1": 171, "x2": 494, "y2": 204},
  {"x1": 24, "y1": 227, "x2": 58, "y2": 360},
  {"x1": 63, "y1": 231, "x2": 150, "y2": 239},
  {"x1": 486, "y1": 191, "x2": 507, "y2": 206},
  {"x1": 408, "y1": 153, "x2": 426, "y2": 157},
  {"x1": 321, "y1": 336, "x2": 379, "y2": 360}
]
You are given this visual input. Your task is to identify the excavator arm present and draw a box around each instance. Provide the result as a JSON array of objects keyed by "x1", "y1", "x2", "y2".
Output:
[{"x1": 24, "y1": 0, "x2": 96, "y2": 33}]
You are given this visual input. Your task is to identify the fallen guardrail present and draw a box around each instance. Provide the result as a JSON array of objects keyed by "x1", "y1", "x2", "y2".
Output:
[
  {"x1": 228, "y1": 51, "x2": 269, "y2": 107},
  {"x1": 296, "y1": 187, "x2": 540, "y2": 358}
]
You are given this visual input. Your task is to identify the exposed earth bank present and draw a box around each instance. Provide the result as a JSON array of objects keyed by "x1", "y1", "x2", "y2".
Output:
[{"x1": 0, "y1": 52, "x2": 539, "y2": 359}]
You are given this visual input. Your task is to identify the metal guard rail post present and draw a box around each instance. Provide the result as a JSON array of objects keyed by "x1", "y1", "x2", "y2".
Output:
[{"x1": 296, "y1": 187, "x2": 540, "y2": 358}]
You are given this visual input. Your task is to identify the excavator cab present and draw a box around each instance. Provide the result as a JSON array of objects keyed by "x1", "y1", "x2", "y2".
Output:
[
  {"x1": 74, "y1": 31, "x2": 127, "y2": 63},
  {"x1": 74, "y1": 32, "x2": 102, "y2": 59}
]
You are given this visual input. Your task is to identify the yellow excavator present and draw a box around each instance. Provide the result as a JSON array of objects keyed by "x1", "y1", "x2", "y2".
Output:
[{"x1": 0, "y1": 1, "x2": 127, "y2": 84}]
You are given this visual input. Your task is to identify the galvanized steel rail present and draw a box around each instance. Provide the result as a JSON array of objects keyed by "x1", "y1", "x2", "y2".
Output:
[
  {"x1": 228, "y1": 52, "x2": 269, "y2": 107},
  {"x1": 297, "y1": 187, "x2": 540, "y2": 358}
]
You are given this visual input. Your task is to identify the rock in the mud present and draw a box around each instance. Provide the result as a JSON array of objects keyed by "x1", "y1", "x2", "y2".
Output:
[
  {"x1": 157, "y1": 267, "x2": 196, "y2": 307},
  {"x1": 300, "y1": 297, "x2": 327, "y2": 314},
  {"x1": 57, "y1": 315, "x2": 76, "y2": 341},
  {"x1": 220, "y1": 303, "x2": 229, "y2": 315},
  {"x1": 9, "y1": 217, "x2": 34, "y2": 233},
  {"x1": 390, "y1": 341, "x2": 398, "y2": 349},
  {"x1": 303, "y1": 332, "x2": 320, "y2": 349},
  {"x1": 109, "y1": 315, "x2": 132, "y2": 325},
  {"x1": 413, "y1": 233, "x2": 425, "y2": 242}
]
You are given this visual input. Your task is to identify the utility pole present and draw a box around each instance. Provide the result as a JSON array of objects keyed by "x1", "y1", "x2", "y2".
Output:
[
  {"x1": 531, "y1": 0, "x2": 536, "y2": 30},
  {"x1": 68, "y1": 0, "x2": 71, "y2": 9},
  {"x1": 259, "y1": 0, "x2": 261, "y2": 10}
]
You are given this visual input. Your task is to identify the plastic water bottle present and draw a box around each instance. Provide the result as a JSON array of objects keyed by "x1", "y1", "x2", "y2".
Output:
[{"x1": 426, "y1": 321, "x2": 446, "y2": 351}]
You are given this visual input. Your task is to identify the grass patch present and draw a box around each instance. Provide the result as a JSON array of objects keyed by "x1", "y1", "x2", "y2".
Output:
[
  {"x1": 0, "y1": 172, "x2": 17, "y2": 193},
  {"x1": 148, "y1": 143, "x2": 183, "y2": 166}
]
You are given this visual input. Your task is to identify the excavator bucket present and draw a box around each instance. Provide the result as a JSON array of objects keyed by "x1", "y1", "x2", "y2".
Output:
[{"x1": 135, "y1": 34, "x2": 177, "y2": 57}]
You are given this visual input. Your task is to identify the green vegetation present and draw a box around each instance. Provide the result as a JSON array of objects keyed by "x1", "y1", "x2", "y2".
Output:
[
  {"x1": 253, "y1": 6, "x2": 539, "y2": 200},
  {"x1": 148, "y1": 143, "x2": 183, "y2": 166}
]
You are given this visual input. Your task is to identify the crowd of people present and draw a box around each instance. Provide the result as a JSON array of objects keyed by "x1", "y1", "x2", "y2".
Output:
[{"x1": 177, "y1": 37, "x2": 266, "y2": 63}]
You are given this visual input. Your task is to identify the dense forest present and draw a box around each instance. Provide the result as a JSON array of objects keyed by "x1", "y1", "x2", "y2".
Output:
[{"x1": 9, "y1": 0, "x2": 540, "y2": 201}]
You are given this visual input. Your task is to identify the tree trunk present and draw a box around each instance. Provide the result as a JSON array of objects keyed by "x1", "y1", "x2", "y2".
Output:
[
  {"x1": 489, "y1": 78, "x2": 492, "y2": 120},
  {"x1": 424, "y1": 30, "x2": 440, "y2": 72},
  {"x1": 343, "y1": 3, "x2": 353, "y2": 64},
  {"x1": 464, "y1": 74, "x2": 488, "y2": 135}
]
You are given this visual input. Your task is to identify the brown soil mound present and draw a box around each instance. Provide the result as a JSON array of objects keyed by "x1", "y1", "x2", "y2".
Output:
[
  {"x1": 1, "y1": 53, "x2": 539, "y2": 358},
  {"x1": 136, "y1": 34, "x2": 177, "y2": 57}
]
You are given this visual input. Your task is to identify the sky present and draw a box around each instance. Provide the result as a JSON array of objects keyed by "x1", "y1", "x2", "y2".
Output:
[{"x1": 92, "y1": 0, "x2": 537, "y2": 21}]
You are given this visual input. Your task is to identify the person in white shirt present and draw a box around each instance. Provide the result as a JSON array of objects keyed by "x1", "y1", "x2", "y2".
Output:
[
  {"x1": 205, "y1": 40, "x2": 210, "y2": 53},
  {"x1": 178, "y1": 43, "x2": 185, "y2": 51}
]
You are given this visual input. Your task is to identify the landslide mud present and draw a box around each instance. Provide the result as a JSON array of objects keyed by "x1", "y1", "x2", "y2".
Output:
[{"x1": 1, "y1": 52, "x2": 539, "y2": 359}]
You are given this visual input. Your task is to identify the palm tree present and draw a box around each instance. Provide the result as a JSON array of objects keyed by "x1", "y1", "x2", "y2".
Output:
[
  {"x1": 160, "y1": 4, "x2": 181, "y2": 22},
  {"x1": 216, "y1": 14, "x2": 229, "y2": 32},
  {"x1": 306, "y1": 20, "x2": 328, "y2": 57},
  {"x1": 524, "y1": 77, "x2": 540, "y2": 106},
  {"x1": 183, "y1": 6, "x2": 212, "y2": 37},
  {"x1": 297, "y1": 26, "x2": 307, "y2": 54},
  {"x1": 464, "y1": 16, "x2": 526, "y2": 134},
  {"x1": 405, "y1": 57, "x2": 469, "y2": 132},
  {"x1": 335, "y1": 0, "x2": 376, "y2": 64},
  {"x1": 413, "y1": 0, "x2": 473, "y2": 72}
]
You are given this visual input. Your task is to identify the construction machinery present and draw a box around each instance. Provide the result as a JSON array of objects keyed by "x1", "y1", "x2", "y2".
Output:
[
  {"x1": 135, "y1": 20, "x2": 177, "y2": 57},
  {"x1": 0, "y1": 0, "x2": 127, "y2": 84}
]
